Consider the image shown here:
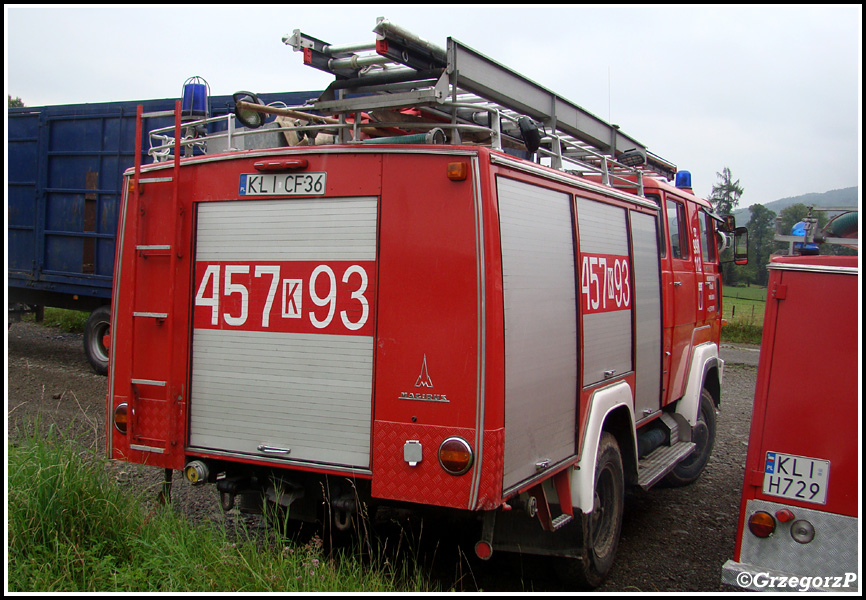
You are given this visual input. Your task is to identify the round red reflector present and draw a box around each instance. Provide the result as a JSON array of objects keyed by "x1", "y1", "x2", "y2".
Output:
[
  {"x1": 113, "y1": 402, "x2": 129, "y2": 435},
  {"x1": 775, "y1": 508, "x2": 795, "y2": 523},
  {"x1": 748, "y1": 511, "x2": 776, "y2": 538},
  {"x1": 438, "y1": 437, "x2": 473, "y2": 475},
  {"x1": 475, "y1": 540, "x2": 493, "y2": 560}
]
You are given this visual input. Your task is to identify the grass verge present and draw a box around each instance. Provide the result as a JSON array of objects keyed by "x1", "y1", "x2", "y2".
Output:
[
  {"x1": 23, "y1": 307, "x2": 89, "y2": 333},
  {"x1": 7, "y1": 425, "x2": 435, "y2": 592},
  {"x1": 721, "y1": 286, "x2": 766, "y2": 345}
]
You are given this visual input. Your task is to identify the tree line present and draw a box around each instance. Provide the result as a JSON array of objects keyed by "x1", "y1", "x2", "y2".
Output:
[{"x1": 708, "y1": 167, "x2": 857, "y2": 288}]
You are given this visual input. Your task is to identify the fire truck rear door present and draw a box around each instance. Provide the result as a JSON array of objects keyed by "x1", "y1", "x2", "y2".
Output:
[
  {"x1": 188, "y1": 196, "x2": 377, "y2": 469},
  {"x1": 755, "y1": 261, "x2": 858, "y2": 516}
]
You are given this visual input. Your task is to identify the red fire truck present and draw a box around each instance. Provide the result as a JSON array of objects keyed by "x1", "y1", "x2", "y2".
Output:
[
  {"x1": 722, "y1": 218, "x2": 859, "y2": 591},
  {"x1": 107, "y1": 19, "x2": 747, "y2": 587}
]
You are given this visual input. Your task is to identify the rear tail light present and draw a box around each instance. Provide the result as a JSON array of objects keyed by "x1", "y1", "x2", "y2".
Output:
[
  {"x1": 747, "y1": 510, "x2": 776, "y2": 538},
  {"x1": 113, "y1": 402, "x2": 129, "y2": 434},
  {"x1": 438, "y1": 437, "x2": 473, "y2": 475}
]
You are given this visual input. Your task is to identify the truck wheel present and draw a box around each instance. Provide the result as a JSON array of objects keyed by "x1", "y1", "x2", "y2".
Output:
[
  {"x1": 556, "y1": 431, "x2": 624, "y2": 589},
  {"x1": 664, "y1": 388, "x2": 716, "y2": 487},
  {"x1": 84, "y1": 306, "x2": 111, "y2": 376}
]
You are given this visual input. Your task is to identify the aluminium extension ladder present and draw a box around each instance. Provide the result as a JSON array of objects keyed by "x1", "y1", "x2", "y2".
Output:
[{"x1": 282, "y1": 17, "x2": 678, "y2": 196}]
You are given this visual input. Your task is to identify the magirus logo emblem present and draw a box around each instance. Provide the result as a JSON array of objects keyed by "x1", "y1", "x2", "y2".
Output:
[
  {"x1": 415, "y1": 354, "x2": 433, "y2": 388},
  {"x1": 400, "y1": 354, "x2": 449, "y2": 402}
]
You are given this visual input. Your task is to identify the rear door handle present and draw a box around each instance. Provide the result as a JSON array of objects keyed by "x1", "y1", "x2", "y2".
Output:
[{"x1": 257, "y1": 445, "x2": 291, "y2": 454}]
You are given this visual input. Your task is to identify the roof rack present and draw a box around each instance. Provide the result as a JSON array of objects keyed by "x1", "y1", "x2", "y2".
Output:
[
  {"x1": 148, "y1": 18, "x2": 679, "y2": 197},
  {"x1": 280, "y1": 17, "x2": 677, "y2": 195}
]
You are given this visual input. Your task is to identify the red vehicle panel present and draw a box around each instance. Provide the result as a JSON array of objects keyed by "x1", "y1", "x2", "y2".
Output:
[
  {"x1": 747, "y1": 256, "x2": 858, "y2": 516},
  {"x1": 723, "y1": 254, "x2": 859, "y2": 591}
]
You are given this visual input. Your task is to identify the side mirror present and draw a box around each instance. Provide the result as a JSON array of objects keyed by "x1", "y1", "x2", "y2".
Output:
[
  {"x1": 733, "y1": 226, "x2": 749, "y2": 265},
  {"x1": 724, "y1": 215, "x2": 737, "y2": 233}
]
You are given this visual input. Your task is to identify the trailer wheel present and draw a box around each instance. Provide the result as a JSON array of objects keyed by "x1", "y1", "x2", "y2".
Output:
[
  {"x1": 84, "y1": 306, "x2": 111, "y2": 376},
  {"x1": 664, "y1": 388, "x2": 716, "y2": 487},
  {"x1": 556, "y1": 431, "x2": 624, "y2": 589}
]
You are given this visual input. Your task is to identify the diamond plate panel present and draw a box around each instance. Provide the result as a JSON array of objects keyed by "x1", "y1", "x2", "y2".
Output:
[
  {"x1": 113, "y1": 393, "x2": 185, "y2": 469},
  {"x1": 738, "y1": 499, "x2": 859, "y2": 577},
  {"x1": 372, "y1": 421, "x2": 504, "y2": 510},
  {"x1": 474, "y1": 428, "x2": 504, "y2": 510}
]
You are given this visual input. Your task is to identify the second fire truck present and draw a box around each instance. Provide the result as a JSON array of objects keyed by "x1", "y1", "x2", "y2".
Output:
[{"x1": 106, "y1": 18, "x2": 748, "y2": 587}]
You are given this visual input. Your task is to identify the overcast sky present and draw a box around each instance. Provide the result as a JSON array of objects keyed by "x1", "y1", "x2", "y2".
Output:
[{"x1": 5, "y1": 4, "x2": 862, "y2": 208}]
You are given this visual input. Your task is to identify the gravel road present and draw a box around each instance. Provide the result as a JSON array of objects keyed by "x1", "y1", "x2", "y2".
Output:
[{"x1": 6, "y1": 320, "x2": 758, "y2": 592}]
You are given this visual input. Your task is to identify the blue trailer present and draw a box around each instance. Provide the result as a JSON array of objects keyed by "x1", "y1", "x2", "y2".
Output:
[{"x1": 7, "y1": 88, "x2": 319, "y2": 373}]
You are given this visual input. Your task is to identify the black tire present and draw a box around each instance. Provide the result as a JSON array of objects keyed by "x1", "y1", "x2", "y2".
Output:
[
  {"x1": 556, "y1": 431, "x2": 624, "y2": 589},
  {"x1": 84, "y1": 306, "x2": 111, "y2": 376},
  {"x1": 220, "y1": 491, "x2": 236, "y2": 512},
  {"x1": 663, "y1": 388, "x2": 717, "y2": 487}
]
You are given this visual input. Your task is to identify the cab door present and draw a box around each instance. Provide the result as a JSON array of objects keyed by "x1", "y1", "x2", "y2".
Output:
[{"x1": 663, "y1": 196, "x2": 697, "y2": 403}]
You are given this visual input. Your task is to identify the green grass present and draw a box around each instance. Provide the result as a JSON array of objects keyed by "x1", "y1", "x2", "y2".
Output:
[
  {"x1": 7, "y1": 425, "x2": 437, "y2": 592},
  {"x1": 723, "y1": 284, "x2": 768, "y2": 303},
  {"x1": 721, "y1": 285, "x2": 766, "y2": 344},
  {"x1": 24, "y1": 307, "x2": 89, "y2": 333}
]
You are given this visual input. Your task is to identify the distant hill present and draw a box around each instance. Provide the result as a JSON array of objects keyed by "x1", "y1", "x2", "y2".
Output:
[{"x1": 733, "y1": 187, "x2": 859, "y2": 223}]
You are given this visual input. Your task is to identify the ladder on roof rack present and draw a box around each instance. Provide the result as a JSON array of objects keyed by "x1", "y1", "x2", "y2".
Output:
[{"x1": 282, "y1": 17, "x2": 678, "y2": 190}]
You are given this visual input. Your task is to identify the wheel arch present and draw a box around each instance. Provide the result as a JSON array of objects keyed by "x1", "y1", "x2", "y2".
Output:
[
  {"x1": 572, "y1": 381, "x2": 636, "y2": 512},
  {"x1": 601, "y1": 405, "x2": 639, "y2": 488},
  {"x1": 704, "y1": 364, "x2": 721, "y2": 408},
  {"x1": 675, "y1": 342, "x2": 723, "y2": 425}
]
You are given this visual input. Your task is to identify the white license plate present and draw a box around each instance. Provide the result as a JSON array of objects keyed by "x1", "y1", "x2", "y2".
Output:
[
  {"x1": 239, "y1": 172, "x2": 326, "y2": 196},
  {"x1": 762, "y1": 451, "x2": 830, "y2": 505}
]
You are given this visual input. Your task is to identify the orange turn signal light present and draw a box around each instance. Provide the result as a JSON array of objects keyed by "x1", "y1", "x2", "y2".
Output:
[
  {"x1": 439, "y1": 437, "x2": 473, "y2": 475},
  {"x1": 113, "y1": 402, "x2": 129, "y2": 435},
  {"x1": 747, "y1": 510, "x2": 776, "y2": 538},
  {"x1": 447, "y1": 162, "x2": 468, "y2": 181}
]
